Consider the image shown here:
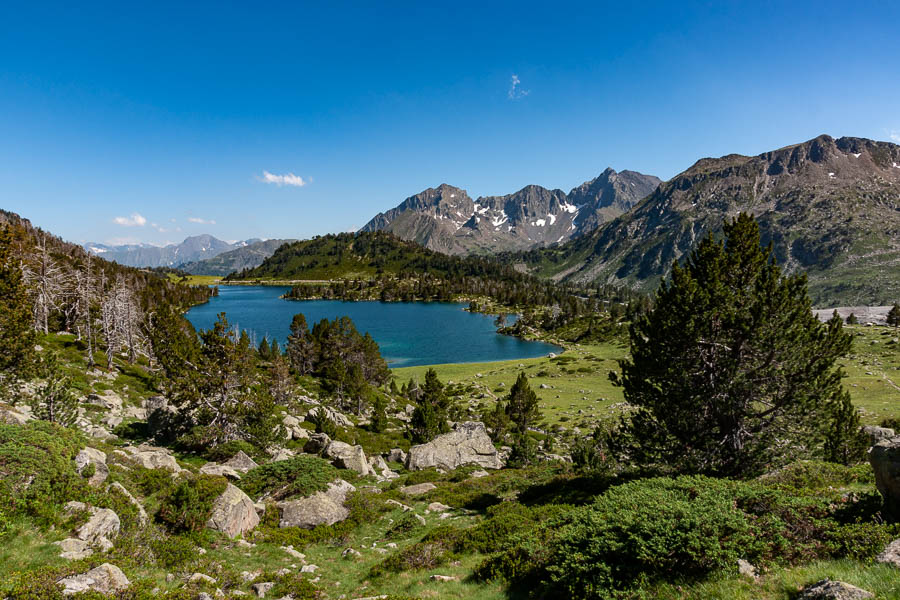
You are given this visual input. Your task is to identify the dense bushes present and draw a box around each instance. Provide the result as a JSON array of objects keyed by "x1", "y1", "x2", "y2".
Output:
[
  {"x1": 478, "y1": 470, "x2": 900, "y2": 599},
  {"x1": 156, "y1": 474, "x2": 228, "y2": 533},
  {"x1": 0, "y1": 421, "x2": 87, "y2": 521},
  {"x1": 238, "y1": 455, "x2": 339, "y2": 502}
]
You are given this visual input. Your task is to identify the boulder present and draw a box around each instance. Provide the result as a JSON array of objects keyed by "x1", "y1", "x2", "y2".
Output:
[
  {"x1": 200, "y1": 463, "x2": 242, "y2": 480},
  {"x1": 276, "y1": 479, "x2": 355, "y2": 529},
  {"x1": 876, "y1": 538, "x2": 900, "y2": 567},
  {"x1": 303, "y1": 432, "x2": 332, "y2": 455},
  {"x1": 270, "y1": 448, "x2": 294, "y2": 462},
  {"x1": 58, "y1": 563, "x2": 130, "y2": 595},
  {"x1": 406, "y1": 422, "x2": 503, "y2": 471},
  {"x1": 282, "y1": 415, "x2": 310, "y2": 440},
  {"x1": 224, "y1": 451, "x2": 259, "y2": 473},
  {"x1": 869, "y1": 436, "x2": 900, "y2": 518},
  {"x1": 386, "y1": 448, "x2": 407, "y2": 464},
  {"x1": 797, "y1": 579, "x2": 873, "y2": 599},
  {"x1": 307, "y1": 406, "x2": 352, "y2": 428},
  {"x1": 55, "y1": 538, "x2": 94, "y2": 560},
  {"x1": 400, "y1": 482, "x2": 436, "y2": 496},
  {"x1": 127, "y1": 445, "x2": 182, "y2": 472},
  {"x1": 75, "y1": 447, "x2": 109, "y2": 487},
  {"x1": 206, "y1": 483, "x2": 260, "y2": 538},
  {"x1": 863, "y1": 425, "x2": 896, "y2": 445},
  {"x1": 370, "y1": 455, "x2": 397, "y2": 480},
  {"x1": 76, "y1": 508, "x2": 120, "y2": 546},
  {"x1": 323, "y1": 440, "x2": 372, "y2": 476},
  {"x1": 107, "y1": 482, "x2": 149, "y2": 527}
]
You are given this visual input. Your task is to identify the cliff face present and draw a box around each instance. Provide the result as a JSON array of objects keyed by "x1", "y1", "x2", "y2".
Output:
[{"x1": 361, "y1": 169, "x2": 661, "y2": 255}]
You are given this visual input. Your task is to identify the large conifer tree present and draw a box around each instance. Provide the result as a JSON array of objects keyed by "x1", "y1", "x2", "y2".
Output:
[{"x1": 615, "y1": 213, "x2": 858, "y2": 477}]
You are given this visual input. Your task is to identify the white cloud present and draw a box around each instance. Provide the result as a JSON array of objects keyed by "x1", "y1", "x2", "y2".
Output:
[
  {"x1": 187, "y1": 217, "x2": 217, "y2": 225},
  {"x1": 508, "y1": 74, "x2": 530, "y2": 100},
  {"x1": 112, "y1": 213, "x2": 147, "y2": 227},
  {"x1": 259, "y1": 170, "x2": 307, "y2": 187}
]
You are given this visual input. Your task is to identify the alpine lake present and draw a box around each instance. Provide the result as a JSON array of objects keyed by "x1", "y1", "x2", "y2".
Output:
[{"x1": 185, "y1": 285, "x2": 561, "y2": 367}]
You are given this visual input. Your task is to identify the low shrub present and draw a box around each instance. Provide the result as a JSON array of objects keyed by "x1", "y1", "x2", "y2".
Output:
[
  {"x1": 478, "y1": 474, "x2": 900, "y2": 599},
  {"x1": 759, "y1": 461, "x2": 874, "y2": 490},
  {"x1": 205, "y1": 440, "x2": 260, "y2": 463},
  {"x1": 150, "y1": 534, "x2": 200, "y2": 569},
  {"x1": 0, "y1": 421, "x2": 87, "y2": 522},
  {"x1": 239, "y1": 455, "x2": 338, "y2": 501},
  {"x1": 385, "y1": 512, "x2": 423, "y2": 540},
  {"x1": 156, "y1": 474, "x2": 228, "y2": 533}
]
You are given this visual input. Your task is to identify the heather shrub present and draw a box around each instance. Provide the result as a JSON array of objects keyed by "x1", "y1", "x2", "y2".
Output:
[
  {"x1": 156, "y1": 474, "x2": 228, "y2": 533},
  {"x1": 239, "y1": 455, "x2": 338, "y2": 501}
]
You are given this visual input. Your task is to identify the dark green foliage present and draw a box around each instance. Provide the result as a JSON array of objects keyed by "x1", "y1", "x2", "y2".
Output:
[
  {"x1": 0, "y1": 225, "x2": 36, "y2": 402},
  {"x1": 29, "y1": 352, "x2": 78, "y2": 426},
  {"x1": 614, "y1": 214, "x2": 855, "y2": 477},
  {"x1": 152, "y1": 312, "x2": 284, "y2": 450},
  {"x1": 238, "y1": 455, "x2": 339, "y2": 501},
  {"x1": 156, "y1": 474, "x2": 228, "y2": 533},
  {"x1": 306, "y1": 409, "x2": 338, "y2": 438},
  {"x1": 150, "y1": 534, "x2": 201, "y2": 569},
  {"x1": 0, "y1": 421, "x2": 86, "y2": 520},
  {"x1": 385, "y1": 511, "x2": 424, "y2": 540},
  {"x1": 408, "y1": 369, "x2": 451, "y2": 444},
  {"x1": 205, "y1": 440, "x2": 260, "y2": 462},
  {"x1": 480, "y1": 472, "x2": 900, "y2": 599},
  {"x1": 370, "y1": 393, "x2": 388, "y2": 433},
  {"x1": 286, "y1": 313, "x2": 314, "y2": 375},
  {"x1": 503, "y1": 373, "x2": 543, "y2": 466},
  {"x1": 823, "y1": 394, "x2": 868, "y2": 465},
  {"x1": 846, "y1": 312, "x2": 858, "y2": 325},
  {"x1": 888, "y1": 303, "x2": 900, "y2": 327},
  {"x1": 257, "y1": 336, "x2": 271, "y2": 360}
]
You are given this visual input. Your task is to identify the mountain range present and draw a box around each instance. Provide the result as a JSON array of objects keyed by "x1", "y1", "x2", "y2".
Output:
[
  {"x1": 517, "y1": 135, "x2": 900, "y2": 306},
  {"x1": 360, "y1": 168, "x2": 661, "y2": 255},
  {"x1": 84, "y1": 235, "x2": 294, "y2": 274}
]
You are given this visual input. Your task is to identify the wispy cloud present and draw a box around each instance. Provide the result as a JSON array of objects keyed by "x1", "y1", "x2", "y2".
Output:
[
  {"x1": 890, "y1": 130, "x2": 900, "y2": 143},
  {"x1": 259, "y1": 170, "x2": 307, "y2": 187},
  {"x1": 113, "y1": 213, "x2": 147, "y2": 227},
  {"x1": 508, "y1": 74, "x2": 530, "y2": 100},
  {"x1": 187, "y1": 217, "x2": 217, "y2": 225}
]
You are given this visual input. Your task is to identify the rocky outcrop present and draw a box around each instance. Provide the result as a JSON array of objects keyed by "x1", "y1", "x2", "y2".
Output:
[
  {"x1": 125, "y1": 445, "x2": 182, "y2": 472},
  {"x1": 406, "y1": 422, "x2": 503, "y2": 471},
  {"x1": 869, "y1": 436, "x2": 900, "y2": 518},
  {"x1": 282, "y1": 415, "x2": 310, "y2": 440},
  {"x1": 323, "y1": 440, "x2": 372, "y2": 476},
  {"x1": 400, "y1": 483, "x2": 436, "y2": 496},
  {"x1": 206, "y1": 483, "x2": 260, "y2": 538},
  {"x1": 797, "y1": 579, "x2": 873, "y2": 599},
  {"x1": 876, "y1": 538, "x2": 900, "y2": 568},
  {"x1": 307, "y1": 406, "x2": 353, "y2": 428},
  {"x1": 224, "y1": 451, "x2": 259, "y2": 473},
  {"x1": 58, "y1": 563, "x2": 130, "y2": 595},
  {"x1": 107, "y1": 482, "x2": 148, "y2": 527},
  {"x1": 200, "y1": 463, "x2": 242, "y2": 480},
  {"x1": 75, "y1": 447, "x2": 109, "y2": 487},
  {"x1": 863, "y1": 425, "x2": 896, "y2": 446},
  {"x1": 276, "y1": 480, "x2": 355, "y2": 529},
  {"x1": 64, "y1": 502, "x2": 120, "y2": 549}
]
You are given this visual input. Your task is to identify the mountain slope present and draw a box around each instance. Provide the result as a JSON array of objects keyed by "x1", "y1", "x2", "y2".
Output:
[
  {"x1": 360, "y1": 168, "x2": 660, "y2": 255},
  {"x1": 177, "y1": 238, "x2": 296, "y2": 275},
  {"x1": 85, "y1": 234, "x2": 237, "y2": 268},
  {"x1": 521, "y1": 135, "x2": 900, "y2": 306}
]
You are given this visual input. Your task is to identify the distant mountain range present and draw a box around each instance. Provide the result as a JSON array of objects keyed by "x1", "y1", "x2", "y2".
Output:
[
  {"x1": 516, "y1": 135, "x2": 900, "y2": 306},
  {"x1": 84, "y1": 235, "x2": 294, "y2": 274},
  {"x1": 360, "y1": 168, "x2": 661, "y2": 254}
]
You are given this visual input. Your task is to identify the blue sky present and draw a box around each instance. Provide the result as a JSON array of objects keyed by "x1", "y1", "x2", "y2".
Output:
[{"x1": 1, "y1": 1, "x2": 899, "y2": 246}]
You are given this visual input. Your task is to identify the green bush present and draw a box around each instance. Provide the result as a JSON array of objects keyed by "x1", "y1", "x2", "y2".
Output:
[
  {"x1": 205, "y1": 440, "x2": 260, "y2": 462},
  {"x1": 0, "y1": 421, "x2": 87, "y2": 522},
  {"x1": 150, "y1": 534, "x2": 201, "y2": 569},
  {"x1": 760, "y1": 461, "x2": 874, "y2": 489},
  {"x1": 239, "y1": 455, "x2": 338, "y2": 502},
  {"x1": 385, "y1": 512, "x2": 423, "y2": 540},
  {"x1": 480, "y1": 474, "x2": 900, "y2": 599},
  {"x1": 156, "y1": 474, "x2": 228, "y2": 533}
]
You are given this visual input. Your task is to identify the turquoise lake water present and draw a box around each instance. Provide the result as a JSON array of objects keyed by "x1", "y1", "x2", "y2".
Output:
[{"x1": 185, "y1": 286, "x2": 561, "y2": 367}]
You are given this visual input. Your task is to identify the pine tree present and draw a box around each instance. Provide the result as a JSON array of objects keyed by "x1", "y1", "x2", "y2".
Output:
[
  {"x1": 409, "y1": 368, "x2": 450, "y2": 443},
  {"x1": 31, "y1": 352, "x2": 78, "y2": 426},
  {"x1": 286, "y1": 313, "x2": 314, "y2": 375},
  {"x1": 370, "y1": 393, "x2": 388, "y2": 433},
  {"x1": 258, "y1": 337, "x2": 271, "y2": 360},
  {"x1": 887, "y1": 303, "x2": 900, "y2": 328},
  {"x1": 614, "y1": 213, "x2": 855, "y2": 477},
  {"x1": 503, "y1": 373, "x2": 543, "y2": 466},
  {"x1": 0, "y1": 225, "x2": 36, "y2": 402}
]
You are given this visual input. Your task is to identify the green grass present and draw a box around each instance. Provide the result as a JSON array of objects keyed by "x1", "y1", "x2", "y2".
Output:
[
  {"x1": 393, "y1": 342, "x2": 629, "y2": 430},
  {"x1": 166, "y1": 273, "x2": 223, "y2": 286},
  {"x1": 394, "y1": 327, "x2": 900, "y2": 431}
]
